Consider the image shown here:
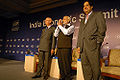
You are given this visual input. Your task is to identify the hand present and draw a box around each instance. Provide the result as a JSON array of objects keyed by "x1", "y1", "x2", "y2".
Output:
[
  {"x1": 77, "y1": 47, "x2": 80, "y2": 53},
  {"x1": 57, "y1": 19, "x2": 62, "y2": 26},
  {"x1": 54, "y1": 48, "x2": 57, "y2": 55},
  {"x1": 51, "y1": 49, "x2": 54, "y2": 55},
  {"x1": 38, "y1": 48, "x2": 40, "y2": 52}
]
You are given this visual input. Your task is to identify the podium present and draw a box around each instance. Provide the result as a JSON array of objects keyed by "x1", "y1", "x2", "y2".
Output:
[
  {"x1": 24, "y1": 55, "x2": 60, "y2": 78},
  {"x1": 77, "y1": 59, "x2": 84, "y2": 80},
  {"x1": 50, "y1": 57, "x2": 60, "y2": 79},
  {"x1": 24, "y1": 54, "x2": 37, "y2": 73}
]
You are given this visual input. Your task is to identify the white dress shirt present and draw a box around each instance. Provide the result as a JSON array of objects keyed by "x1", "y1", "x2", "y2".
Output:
[
  {"x1": 85, "y1": 11, "x2": 93, "y2": 24},
  {"x1": 54, "y1": 23, "x2": 74, "y2": 37},
  {"x1": 47, "y1": 25, "x2": 52, "y2": 29}
]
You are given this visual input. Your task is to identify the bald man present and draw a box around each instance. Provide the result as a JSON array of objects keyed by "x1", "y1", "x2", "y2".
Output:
[
  {"x1": 32, "y1": 17, "x2": 56, "y2": 80},
  {"x1": 53, "y1": 16, "x2": 74, "y2": 80}
]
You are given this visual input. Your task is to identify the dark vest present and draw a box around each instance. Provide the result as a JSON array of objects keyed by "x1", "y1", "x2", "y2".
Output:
[{"x1": 57, "y1": 24, "x2": 73, "y2": 48}]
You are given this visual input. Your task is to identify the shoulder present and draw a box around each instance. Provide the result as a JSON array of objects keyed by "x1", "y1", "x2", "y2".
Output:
[
  {"x1": 94, "y1": 11, "x2": 103, "y2": 16},
  {"x1": 67, "y1": 23, "x2": 74, "y2": 27},
  {"x1": 70, "y1": 24, "x2": 74, "y2": 27},
  {"x1": 42, "y1": 27, "x2": 46, "y2": 30},
  {"x1": 70, "y1": 24, "x2": 75, "y2": 29},
  {"x1": 92, "y1": 11, "x2": 104, "y2": 20},
  {"x1": 50, "y1": 25, "x2": 56, "y2": 29}
]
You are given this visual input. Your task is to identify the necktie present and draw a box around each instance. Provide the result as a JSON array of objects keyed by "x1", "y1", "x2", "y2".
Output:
[
  {"x1": 86, "y1": 15, "x2": 89, "y2": 21},
  {"x1": 45, "y1": 27, "x2": 48, "y2": 31}
]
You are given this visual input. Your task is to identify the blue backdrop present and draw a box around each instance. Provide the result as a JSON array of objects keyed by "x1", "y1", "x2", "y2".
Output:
[{"x1": 0, "y1": 0, "x2": 120, "y2": 61}]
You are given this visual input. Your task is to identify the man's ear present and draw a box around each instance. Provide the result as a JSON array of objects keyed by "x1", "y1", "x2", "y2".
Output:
[
  {"x1": 91, "y1": 6, "x2": 93, "y2": 9},
  {"x1": 50, "y1": 21, "x2": 53, "y2": 24}
]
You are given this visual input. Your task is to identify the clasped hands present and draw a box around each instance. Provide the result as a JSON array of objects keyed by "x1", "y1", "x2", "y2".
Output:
[{"x1": 57, "y1": 19, "x2": 63, "y2": 26}]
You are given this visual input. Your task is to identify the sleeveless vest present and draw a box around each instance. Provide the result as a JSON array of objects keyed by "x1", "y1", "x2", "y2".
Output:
[{"x1": 57, "y1": 24, "x2": 73, "y2": 48}]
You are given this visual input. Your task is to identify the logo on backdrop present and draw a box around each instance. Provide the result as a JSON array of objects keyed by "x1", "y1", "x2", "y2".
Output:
[{"x1": 11, "y1": 20, "x2": 19, "y2": 31}]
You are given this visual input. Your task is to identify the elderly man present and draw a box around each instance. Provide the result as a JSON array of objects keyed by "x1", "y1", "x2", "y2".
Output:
[
  {"x1": 53, "y1": 16, "x2": 74, "y2": 80},
  {"x1": 32, "y1": 17, "x2": 55, "y2": 80}
]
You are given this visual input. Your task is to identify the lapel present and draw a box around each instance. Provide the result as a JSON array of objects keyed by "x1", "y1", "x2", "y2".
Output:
[
  {"x1": 42, "y1": 26, "x2": 50, "y2": 37},
  {"x1": 43, "y1": 27, "x2": 47, "y2": 32},
  {"x1": 43, "y1": 26, "x2": 52, "y2": 32},
  {"x1": 83, "y1": 12, "x2": 95, "y2": 30},
  {"x1": 80, "y1": 18, "x2": 86, "y2": 31}
]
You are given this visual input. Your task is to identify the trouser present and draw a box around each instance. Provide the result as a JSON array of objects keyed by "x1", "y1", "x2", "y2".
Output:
[
  {"x1": 57, "y1": 48, "x2": 72, "y2": 79},
  {"x1": 36, "y1": 50, "x2": 51, "y2": 76},
  {"x1": 81, "y1": 44, "x2": 101, "y2": 80}
]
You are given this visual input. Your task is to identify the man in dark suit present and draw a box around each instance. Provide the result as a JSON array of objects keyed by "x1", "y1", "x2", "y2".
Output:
[
  {"x1": 32, "y1": 17, "x2": 55, "y2": 80},
  {"x1": 77, "y1": 1, "x2": 106, "y2": 80},
  {"x1": 53, "y1": 16, "x2": 74, "y2": 80}
]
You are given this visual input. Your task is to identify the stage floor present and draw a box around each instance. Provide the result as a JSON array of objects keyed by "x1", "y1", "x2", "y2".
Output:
[{"x1": 0, "y1": 58, "x2": 76, "y2": 80}]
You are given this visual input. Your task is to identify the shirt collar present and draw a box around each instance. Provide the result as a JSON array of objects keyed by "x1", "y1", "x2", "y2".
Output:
[
  {"x1": 63, "y1": 23, "x2": 70, "y2": 27},
  {"x1": 88, "y1": 11, "x2": 93, "y2": 16},
  {"x1": 47, "y1": 25, "x2": 52, "y2": 29},
  {"x1": 67, "y1": 23, "x2": 71, "y2": 26}
]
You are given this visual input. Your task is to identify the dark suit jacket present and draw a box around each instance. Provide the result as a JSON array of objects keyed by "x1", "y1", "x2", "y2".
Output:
[
  {"x1": 77, "y1": 11, "x2": 106, "y2": 52},
  {"x1": 39, "y1": 25, "x2": 56, "y2": 52}
]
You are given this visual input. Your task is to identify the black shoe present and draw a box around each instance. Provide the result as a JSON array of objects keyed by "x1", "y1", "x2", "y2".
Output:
[
  {"x1": 43, "y1": 75, "x2": 49, "y2": 80},
  {"x1": 32, "y1": 75, "x2": 41, "y2": 79},
  {"x1": 59, "y1": 77, "x2": 65, "y2": 80},
  {"x1": 65, "y1": 76, "x2": 72, "y2": 80}
]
